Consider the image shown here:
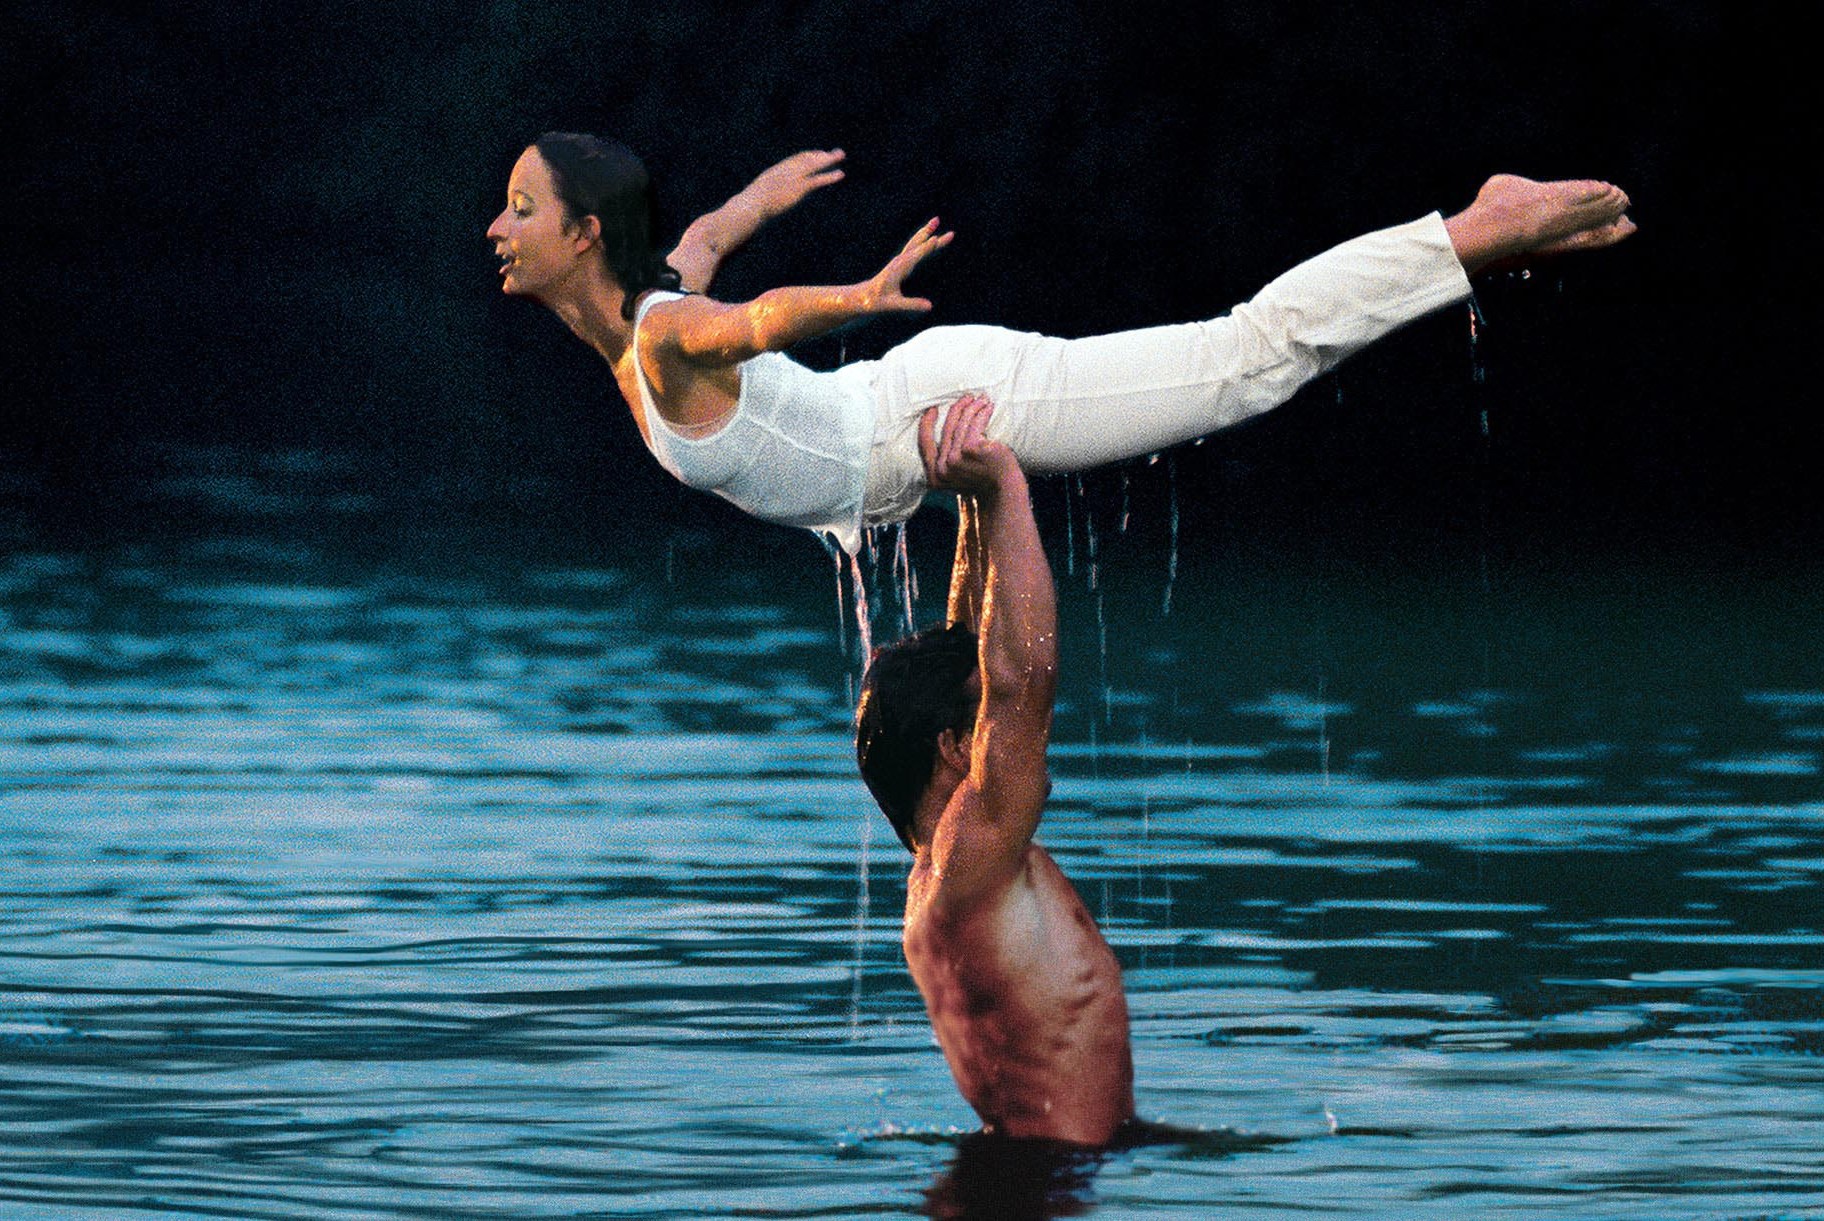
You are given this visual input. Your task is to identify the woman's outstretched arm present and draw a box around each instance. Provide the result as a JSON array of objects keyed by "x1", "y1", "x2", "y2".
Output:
[
  {"x1": 668, "y1": 150, "x2": 847, "y2": 293},
  {"x1": 647, "y1": 218, "x2": 953, "y2": 367}
]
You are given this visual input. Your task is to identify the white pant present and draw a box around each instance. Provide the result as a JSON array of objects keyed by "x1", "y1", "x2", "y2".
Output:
[{"x1": 861, "y1": 212, "x2": 1472, "y2": 527}]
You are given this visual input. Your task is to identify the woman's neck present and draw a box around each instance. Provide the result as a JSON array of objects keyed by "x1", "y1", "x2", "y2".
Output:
[{"x1": 545, "y1": 274, "x2": 632, "y2": 363}]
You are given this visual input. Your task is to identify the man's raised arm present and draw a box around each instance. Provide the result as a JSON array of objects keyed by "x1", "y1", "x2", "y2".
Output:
[{"x1": 917, "y1": 397, "x2": 1057, "y2": 903}]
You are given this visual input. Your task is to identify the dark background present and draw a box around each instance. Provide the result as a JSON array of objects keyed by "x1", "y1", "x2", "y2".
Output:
[{"x1": 2, "y1": 0, "x2": 1813, "y2": 582}]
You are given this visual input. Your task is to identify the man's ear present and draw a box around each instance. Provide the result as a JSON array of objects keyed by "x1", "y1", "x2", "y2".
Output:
[{"x1": 935, "y1": 727, "x2": 971, "y2": 776}]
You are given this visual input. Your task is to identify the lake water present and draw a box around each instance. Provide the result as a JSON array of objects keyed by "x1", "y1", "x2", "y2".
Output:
[{"x1": 2, "y1": 447, "x2": 1820, "y2": 1219}]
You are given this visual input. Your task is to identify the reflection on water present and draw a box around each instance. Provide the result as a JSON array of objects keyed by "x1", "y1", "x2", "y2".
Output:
[{"x1": 1, "y1": 448, "x2": 1821, "y2": 1218}]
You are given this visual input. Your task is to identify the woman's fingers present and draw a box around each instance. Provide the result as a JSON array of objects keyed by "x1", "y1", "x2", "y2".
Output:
[
  {"x1": 870, "y1": 219, "x2": 951, "y2": 315},
  {"x1": 899, "y1": 218, "x2": 954, "y2": 262},
  {"x1": 796, "y1": 149, "x2": 846, "y2": 191}
]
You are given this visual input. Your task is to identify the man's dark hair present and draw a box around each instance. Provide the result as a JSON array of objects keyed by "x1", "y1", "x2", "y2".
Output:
[
  {"x1": 533, "y1": 132, "x2": 682, "y2": 319},
  {"x1": 855, "y1": 624, "x2": 980, "y2": 852}
]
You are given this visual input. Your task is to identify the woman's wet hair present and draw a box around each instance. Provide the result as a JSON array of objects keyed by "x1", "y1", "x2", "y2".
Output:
[
  {"x1": 533, "y1": 132, "x2": 681, "y2": 319},
  {"x1": 855, "y1": 624, "x2": 980, "y2": 852}
]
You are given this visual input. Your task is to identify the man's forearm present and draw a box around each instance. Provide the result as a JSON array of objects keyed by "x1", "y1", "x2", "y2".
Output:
[
  {"x1": 977, "y1": 467, "x2": 1057, "y2": 698},
  {"x1": 948, "y1": 498, "x2": 985, "y2": 631}
]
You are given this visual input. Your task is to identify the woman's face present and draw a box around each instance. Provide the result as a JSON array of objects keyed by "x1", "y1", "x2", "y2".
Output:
[{"x1": 486, "y1": 147, "x2": 587, "y2": 299}]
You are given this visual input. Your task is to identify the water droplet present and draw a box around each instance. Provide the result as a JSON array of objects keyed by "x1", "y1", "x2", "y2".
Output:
[
  {"x1": 1163, "y1": 459, "x2": 1179, "y2": 618},
  {"x1": 1467, "y1": 297, "x2": 1488, "y2": 387},
  {"x1": 848, "y1": 801, "x2": 873, "y2": 1040}
]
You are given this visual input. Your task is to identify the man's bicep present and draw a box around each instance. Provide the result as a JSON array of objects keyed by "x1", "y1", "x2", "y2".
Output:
[
  {"x1": 929, "y1": 716, "x2": 1050, "y2": 909},
  {"x1": 970, "y1": 706, "x2": 1052, "y2": 846}
]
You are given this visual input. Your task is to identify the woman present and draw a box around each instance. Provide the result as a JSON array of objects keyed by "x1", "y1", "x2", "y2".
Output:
[{"x1": 487, "y1": 133, "x2": 1633, "y2": 552}]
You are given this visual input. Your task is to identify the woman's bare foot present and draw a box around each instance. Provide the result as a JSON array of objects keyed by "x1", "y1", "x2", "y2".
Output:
[{"x1": 1444, "y1": 174, "x2": 1636, "y2": 275}]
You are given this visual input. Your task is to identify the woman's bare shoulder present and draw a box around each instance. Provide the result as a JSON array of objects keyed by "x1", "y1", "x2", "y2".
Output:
[{"x1": 636, "y1": 291, "x2": 726, "y2": 344}]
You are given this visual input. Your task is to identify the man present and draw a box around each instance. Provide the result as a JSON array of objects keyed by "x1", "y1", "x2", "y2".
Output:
[
  {"x1": 851, "y1": 175, "x2": 1638, "y2": 1144},
  {"x1": 855, "y1": 392, "x2": 1134, "y2": 1146}
]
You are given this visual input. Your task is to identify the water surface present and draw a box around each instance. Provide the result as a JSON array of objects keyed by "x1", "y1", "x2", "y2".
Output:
[{"x1": 2, "y1": 450, "x2": 1820, "y2": 1219}]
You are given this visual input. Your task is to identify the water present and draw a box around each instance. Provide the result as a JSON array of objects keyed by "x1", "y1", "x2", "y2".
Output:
[{"x1": 2, "y1": 450, "x2": 1821, "y2": 1219}]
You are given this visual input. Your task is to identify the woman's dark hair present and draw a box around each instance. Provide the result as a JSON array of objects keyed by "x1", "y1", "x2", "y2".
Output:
[
  {"x1": 533, "y1": 132, "x2": 681, "y2": 319},
  {"x1": 855, "y1": 624, "x2": 980, "y2": 852}
]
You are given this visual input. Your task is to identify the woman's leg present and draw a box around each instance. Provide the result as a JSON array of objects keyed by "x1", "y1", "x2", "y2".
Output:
[{"x1": 864, "y1": 212, "x2": 1471, "y2": 523}]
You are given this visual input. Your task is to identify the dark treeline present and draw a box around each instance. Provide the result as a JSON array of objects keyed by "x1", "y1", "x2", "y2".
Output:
[{"x1": 2, "y1": 1, "x2": 1811, "y2": 573}]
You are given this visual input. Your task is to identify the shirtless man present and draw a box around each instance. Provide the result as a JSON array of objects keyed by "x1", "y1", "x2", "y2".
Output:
[
  {"x1": 847, "y1": 175, "x2": 1636, "y2": 1143},
  {"x1": 854, "y1": 393, "x2": 1133, "y2": 1146}
]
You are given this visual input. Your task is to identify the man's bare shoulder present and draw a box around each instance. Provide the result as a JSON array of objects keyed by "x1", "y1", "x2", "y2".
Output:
[
  {"x1": 910, "y1": 767, "x2": 1052, "y2": 921},
  {"x1": 905, "y1": 840, "x2": 1073, "y2": 973}
]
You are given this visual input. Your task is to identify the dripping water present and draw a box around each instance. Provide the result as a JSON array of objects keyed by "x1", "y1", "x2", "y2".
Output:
[
  {"x1": 1466, "y1": 299, "x2": 1496, "y2": 889},
  {"x1": 1316, "y1": 670, "x2": 1331, "y2": 787},
  {"x1": 824, "y1": 538, "x2": 852, "y2": 703},
  {"x1": 842, "y1": 531, "x2": 878, "y2": 1032},
  {"x1": 850, "y1": 535, "x2": 875, "y2": 668},
  {"x1": 891, "y1": 522, "x2": 916, "y2": 635},
  {"x1": 847, "y1": 805, "x2": 873, "y2": 1040},
  {"x1": 1083, "y1": 483, "x2": 1112, "y2": 726},
  {"x1": 1162, "y1": 457, "x2": 1179, "y2": 617},
  {"x1": 1135, "y1": 790, "x2": 1151, "y2": 968},
  {"x1": 1467, "y1": 298, "x2": 1494, "y2": 597},
  {"x1": 1467, "y1": 296, "x2": 1489, "y2": 423}
]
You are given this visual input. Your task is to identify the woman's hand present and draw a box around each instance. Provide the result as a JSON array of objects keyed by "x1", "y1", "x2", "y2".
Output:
[
  {"x1": 861, "y1": 219, "x2": 954, "y2": 314},
  {"x1": 739, "y1": 149, "x2": 846, "y2": 220},
  {"x1": 670, "y1": 150, "x2": 847, "y2": 293},
  {"x1": 663, "y1": 213, "x2": 951, "y2": 363}
]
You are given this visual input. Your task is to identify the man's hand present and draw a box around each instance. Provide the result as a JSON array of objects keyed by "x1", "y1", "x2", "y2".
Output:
[{"x1": 918, "y1": 394, "x2": 1018, "y2": 494}]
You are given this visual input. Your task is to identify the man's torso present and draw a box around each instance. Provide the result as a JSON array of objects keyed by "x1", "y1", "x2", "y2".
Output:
[{"x1": 903, "y1": 842, "x2": 1134, "y2": 1144}]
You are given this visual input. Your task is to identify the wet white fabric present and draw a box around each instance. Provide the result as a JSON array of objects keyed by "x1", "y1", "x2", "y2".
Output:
[
  {"x1": 862, "y1": 212, "x2": 1472, "y2": 527},
  {"x1": 631, "y1": 212, "x2": 1471, "y2": 552},
  {"x1": 631, "y1": 291, "x2": 876, "y2": 548}
]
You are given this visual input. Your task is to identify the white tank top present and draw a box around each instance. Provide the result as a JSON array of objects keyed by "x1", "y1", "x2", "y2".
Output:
[{"x1": 631, "y1": 292, "x2": 876, "y2": 552}]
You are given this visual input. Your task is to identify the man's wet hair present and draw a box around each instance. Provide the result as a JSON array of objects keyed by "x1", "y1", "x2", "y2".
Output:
[{"x1": 855, "y1": 623, "x2": 980, "y2": 852}]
